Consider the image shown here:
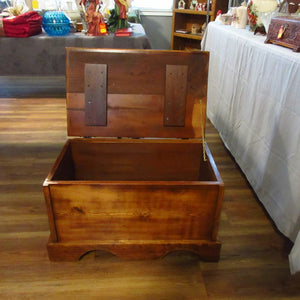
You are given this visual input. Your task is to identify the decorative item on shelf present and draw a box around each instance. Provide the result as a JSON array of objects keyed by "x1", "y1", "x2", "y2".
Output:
[
  {"x1": 115, "y1": 27, "x2": 132, "y2": 36},
  {"x1": 99, "y1": 22, "x2": 107, "y2": 34},
  {"x1": 247, "y1": 0, "x2": 258, "y2": 30},
  {"x1": 220, "y1": 14, "x2": 233, "y2": 24},
  {"x1": 265, "y1": 15, "x2": 300, "y2": 51},
  {"x1": 42, "y1": 11, "x2": 71, "y2": 36},
  {"x1": 190, "y1": 0, "x2": 198, "y2": 9},
  {"x1": 0, "y1": 1, "x2": 42, "y2": 38},
  {"x1": 195, "y1": 3, "x2": 207, "y2": 11},
  {"x1": 191, "y1": 23, "x2": 201, "y2": 33},
  {"x1": 216, "y1": 10, "x2": 233, "y2": 25},
  {"x1": 247, "y1": 0, "x2": 264, "y2": 33},
  {"x1": 175, "y1": 28, "x2": 190, "y2": 33},
  {"x1": 237, "y1": 2, "x2": 248, "y2": 28},
  {"x1": 195, "y1": 2, "x2": 201, "y2": 10},
  {"x1": 195, "y1": 2, "x2": 212, "y2": 11},
  {"x1": 78, "y1": 12, "x2": 87, "y2": 32},
  {"x1": 178, "y1": 0, "x2": 186, "y2": 9},
  {"x1": 231, "y1": 2, "x2": 248, "y2": 28},
  {"x1": 231, "y1": 7, "x2": 237, "y2": 26},
  {"x1": 76, "y1": 22, "x2": 83, "y2": 31},
  {"x1": 259, "y1": 9, "x2": 278, "y2": 32},
  {"x1": 247, "y1": 0, "x2": 278, "y2": 33},
  {"x1": 171, "y1": 0, "x2": 220, "y2": 50},
  {"x1": 277, "y1": 0, "x2": 300, "y2": 14},
  {"x1": 215, "y1": 9, "x2": 222, "y2": 20},
  {"x1": 287, "y1": 0, "x2": 300, "y2": 13},
  {"x1": 1, "y1": 0, "x2": 28, "y2": 17},
  {"x1": 79, "y1": 0, "x2": 105, "y2": 36},
  {"x1": 254, "y1": 0, "x2": 279, "y2": 32},
  {"x1": 107, "y1": 0, "x2": 131, "y2": 33},
  {"x1": 198, "y1": 3, "x2": 207, "y2": 11}
]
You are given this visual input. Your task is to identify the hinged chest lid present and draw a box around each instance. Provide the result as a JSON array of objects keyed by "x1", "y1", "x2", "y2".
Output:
[{"x1": 66, "y1": 48, "x2": 209, "y2": 138}]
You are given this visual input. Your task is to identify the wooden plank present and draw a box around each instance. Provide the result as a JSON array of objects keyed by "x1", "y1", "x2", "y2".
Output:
[
  {"x1": 84, "y1": 64, "x2": 107, "y2": 126},
  {"x1": 68, "y1": 138, "x2": 203, "y2": 181},
  {"x1": 49, "y1": 183, "x2": 220, "y2": 242},
  {"x1": 67, "y1": 49, "x2": 208, "y2": 97},
  {"x1": 43, "y1": 186, "x2": 58, "y2": 243},
  {"x1": 67, "y1": 94, "x2": 203, "y2": 138},
  {"x1": 164, "y1": 64, "x2": 188, "y2": 126}
]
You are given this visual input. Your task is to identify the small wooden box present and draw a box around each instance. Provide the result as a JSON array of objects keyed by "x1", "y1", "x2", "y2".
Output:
[
  {"x1": 43, "y1": 49, "x2": 224, "y2": 261},
  {"x1": 265, "y1": 16, "x2": 300, "y2": 52}
]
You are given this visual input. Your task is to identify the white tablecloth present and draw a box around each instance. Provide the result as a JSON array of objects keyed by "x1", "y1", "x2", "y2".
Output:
[{"x1": 202, "y1": 22, "x2": 300, "y2": 274}]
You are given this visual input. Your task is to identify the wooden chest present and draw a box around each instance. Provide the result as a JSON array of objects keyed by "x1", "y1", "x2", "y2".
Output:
[
  {"x1": 265, "y1": 16, "x2": 300, "y2": 52},
  {"x1": 43, "y1": 49, "x2": 224, "y2": 261}
]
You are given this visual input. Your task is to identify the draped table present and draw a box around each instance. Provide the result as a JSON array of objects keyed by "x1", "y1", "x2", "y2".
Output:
[
  {"x1": 0, "y1": 23, "x2": 151, "y2": 75},
  {"x1": 201, "y1": 22, "x2": 300, "y2": 274}
]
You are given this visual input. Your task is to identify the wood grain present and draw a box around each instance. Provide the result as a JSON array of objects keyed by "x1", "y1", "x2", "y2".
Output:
[
  {"x1": 66, "y1": 49, "x2": 208, "y2": 138},
  {"x1": 49, "y1": 184, "x2": 220, "y2": 242},
  {"x1": 56, "y1": 138, "x2": 204, "y2": 181},
  {"x1": 164, "y1": 64, "x2": 188, "y2": 126},
  {"x1": 44, "y1": 137, "x2": 223, "y2": 261},
  {"x1": 0, "y1": 98, "x2": 299, "y2": 299}
]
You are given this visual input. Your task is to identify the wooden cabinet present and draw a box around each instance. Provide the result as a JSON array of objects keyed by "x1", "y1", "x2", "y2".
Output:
[{"x1": 171, "y1": 0, "x2": 227, "y2": 50}]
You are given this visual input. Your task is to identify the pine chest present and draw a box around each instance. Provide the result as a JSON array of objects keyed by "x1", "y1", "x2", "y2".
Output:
[{"x1": 43, "y1": 49, "x2": 224, "y2": 261}]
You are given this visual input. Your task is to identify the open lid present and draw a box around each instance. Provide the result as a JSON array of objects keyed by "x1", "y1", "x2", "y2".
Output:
[{"x1": 66, "y1": 48, "x2": 209, "y2": 139}]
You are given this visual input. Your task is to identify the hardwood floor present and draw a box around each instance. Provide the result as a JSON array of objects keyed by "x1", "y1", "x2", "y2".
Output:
[{"x1": 0, "y1": 98, "x2": 299, "y2": 299}]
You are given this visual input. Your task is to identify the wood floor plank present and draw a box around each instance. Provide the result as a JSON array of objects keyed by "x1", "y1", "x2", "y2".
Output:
[{"x1": 0, "y1": 97, "x2": 299, "y2": 299}]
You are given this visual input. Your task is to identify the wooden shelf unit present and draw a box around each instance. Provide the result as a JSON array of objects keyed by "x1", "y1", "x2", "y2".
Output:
[{"x1": 171, "y1": 0, "x2": 227, "y2": 50}]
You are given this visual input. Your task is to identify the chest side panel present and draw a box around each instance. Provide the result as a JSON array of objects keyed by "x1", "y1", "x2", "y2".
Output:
[{"x1": 49, "y1": 184, "x2": 221, "y2": 242}]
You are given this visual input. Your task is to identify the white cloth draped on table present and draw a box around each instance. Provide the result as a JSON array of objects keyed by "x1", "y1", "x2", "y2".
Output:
[{"x1": 201, "y1": 22, "x2": 300, "y2": 274}]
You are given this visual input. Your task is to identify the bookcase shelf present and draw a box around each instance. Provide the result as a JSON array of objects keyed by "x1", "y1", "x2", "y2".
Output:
[{"x1": 171, "y1": 0, "x2": 228, "y2": 50}]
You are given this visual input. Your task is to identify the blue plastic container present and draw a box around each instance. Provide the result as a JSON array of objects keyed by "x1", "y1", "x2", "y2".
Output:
[{"x1": 42, "y1": 11, "x2": 71, "y2": 36}]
